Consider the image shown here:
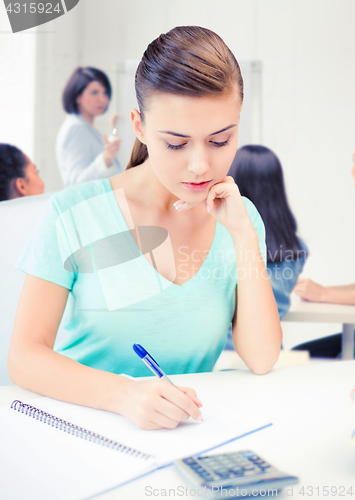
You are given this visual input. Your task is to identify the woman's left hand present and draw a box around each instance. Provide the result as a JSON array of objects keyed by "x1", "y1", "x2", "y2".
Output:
[
  {"x1": 174, "y1": 176, "x2": 253, "y2": 239},
  {"x1": 293, "y1": 278, "x2": 326, "y2": 302}
]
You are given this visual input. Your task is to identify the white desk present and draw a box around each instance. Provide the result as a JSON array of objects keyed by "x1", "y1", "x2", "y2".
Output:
[
  {"x1": 283, "y1": 299, "x2": 355, "y2": 360},
  {"x1": 1, "y1": 361, "x2": 354, "y2": 500}
]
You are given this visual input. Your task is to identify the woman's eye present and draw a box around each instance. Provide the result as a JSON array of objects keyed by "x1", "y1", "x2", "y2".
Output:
[
  {"x1": 166, "y1": 143, "x2": 185, "y2": 150},
  {"x1": 211, "y1": 139, "x2": 230, "y2": 147}
]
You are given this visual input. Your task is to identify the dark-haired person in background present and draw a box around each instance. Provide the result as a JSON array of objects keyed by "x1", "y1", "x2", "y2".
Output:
[
  {"x1": 0, "y1": 144, "x2": 44, "y2": 201},
  {"x1": 225, "y1": 145, "x2": 307, "y2": 349},
  {"x1": 57, "y1": 67, "x2": 122, "y2": 187}
]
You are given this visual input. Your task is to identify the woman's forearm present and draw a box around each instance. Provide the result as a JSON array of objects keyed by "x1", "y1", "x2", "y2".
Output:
[
  {"x1": 8, "y1": 341, "x2": 132, "y2": 414},
  {"x1": 294, "y1": 278, "x2": 355, "y2": 304},
  {"x1": 231, "y1": 229, "x2": 282, "y2": 374},
  {"x1": 322, "y1": 284, "x2": 355, "y2": 305}
]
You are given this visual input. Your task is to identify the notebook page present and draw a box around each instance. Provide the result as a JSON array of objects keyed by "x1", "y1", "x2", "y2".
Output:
[
  {"x1": 25, "y1": 385, "x2": 271, "y2": 466},
  {"x1": 0, "y1": 404, "x2": 155, "y2": 500}
]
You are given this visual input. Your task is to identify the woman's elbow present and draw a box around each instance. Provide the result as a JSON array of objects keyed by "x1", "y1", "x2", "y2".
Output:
[
  {"x1": 7, "y1": 343, "x2": 31, "y2": 387},
  {"x1": 245, "y1": 348, "x2": 281, "y2": 375},
  {"x1": 7, "y1": 347, "x2": 22, "y2": 385},
  {"x1": 249, "y1": 362, "x2": 274, "y2": 376}
]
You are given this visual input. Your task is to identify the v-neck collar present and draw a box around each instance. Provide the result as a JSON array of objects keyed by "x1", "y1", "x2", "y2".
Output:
[{"x1": 102, "y1": 178, "x2": 220, "y2": 297}]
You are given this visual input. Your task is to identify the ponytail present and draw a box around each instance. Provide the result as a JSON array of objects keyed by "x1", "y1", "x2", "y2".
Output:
[{"x1": 126, "y1": 138, "x2": 148, "y2": 169}]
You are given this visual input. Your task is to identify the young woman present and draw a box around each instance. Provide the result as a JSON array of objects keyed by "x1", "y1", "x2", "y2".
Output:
[
  {"x1": 57, "y1": 67, "x2": 122, "y2": 187},
  {"x1": 9, "y1": 26, "x2": 282, "y2": 430},
  {"x1": 224, "y1": 145, "x2": 307, "y2": 349},
  {"x1": 0, "y1": 143, "x2": 44, "y2": 201}
]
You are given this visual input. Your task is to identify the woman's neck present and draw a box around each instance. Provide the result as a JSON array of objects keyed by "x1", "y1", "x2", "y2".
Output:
[
  {"x1": 111, "y1": 160, "x2": 180, "y2": 215},
  {"x1": 79, "y1": 110, "x2": 94, "y2": 127},
  {"x1": 134, "y1": 160, "x2": 180, "y2": 212}
]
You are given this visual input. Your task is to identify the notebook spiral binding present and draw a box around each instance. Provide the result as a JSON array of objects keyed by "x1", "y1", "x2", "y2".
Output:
[{"x1": 11, "y1": 400, "x2": 152, "y2": 460}]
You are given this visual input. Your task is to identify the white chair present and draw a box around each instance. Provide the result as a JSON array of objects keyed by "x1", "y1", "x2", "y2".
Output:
[{"x1": 0, "y1": 193, "x2": 52, "y2": 385}]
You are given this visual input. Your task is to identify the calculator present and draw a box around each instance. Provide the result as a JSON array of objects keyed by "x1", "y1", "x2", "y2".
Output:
[{"x1": 175, "y1": 450, "x2": 298, "y2": 497}]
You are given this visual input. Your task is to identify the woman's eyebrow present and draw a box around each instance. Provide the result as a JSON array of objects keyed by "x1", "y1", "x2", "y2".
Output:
[{"x1": 158, "y1": 124, "x2": 237, "y2": 138}]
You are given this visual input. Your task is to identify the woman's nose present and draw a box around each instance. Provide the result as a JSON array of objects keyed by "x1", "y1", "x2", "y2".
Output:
[
  {"x1": 99, "y1": 94, "x2": 108, "y2": 104},
  {"x1": 187, "y1": 150, "x2": 209, "y2": 176}
]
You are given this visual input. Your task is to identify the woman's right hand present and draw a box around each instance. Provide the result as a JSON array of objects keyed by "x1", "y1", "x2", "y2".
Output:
[
  {"x1": 118, "y1": 378, "x2": 203, "y2": 430},
  {"x1": 102, "y1": 134, "x2": 121, "y2": 166}
]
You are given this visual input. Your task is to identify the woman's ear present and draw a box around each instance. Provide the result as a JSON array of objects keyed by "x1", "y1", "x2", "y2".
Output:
[
  {"x1": 13, "y1": 177, "x2": 27, "y2": 197},
  {"x1": 131, "y1": 109, "x2": 146, "y2": 144}
]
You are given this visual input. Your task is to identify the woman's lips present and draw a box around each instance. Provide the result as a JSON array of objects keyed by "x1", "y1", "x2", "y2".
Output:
[{"x1": 182, "y1": 180, "x2": 211, "y2": 191}]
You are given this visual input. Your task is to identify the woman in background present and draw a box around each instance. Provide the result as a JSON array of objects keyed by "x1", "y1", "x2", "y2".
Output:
[
  {"x1": 225, "y1": 145, "x2": 307, "y2": 349},
  {"x1": 57, "y1": 67, "x2": 122, "y2": 187},
  {"x1": 0, "y1": 143, "x2": 44, "y2": 201}
]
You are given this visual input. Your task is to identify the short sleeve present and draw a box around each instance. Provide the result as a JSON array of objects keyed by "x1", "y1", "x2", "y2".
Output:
[
  {"x1": 242, "y1": 196, "x2": 267, "y2": 266},
  {"x1": 17, "y1": 197, "x2": 76, "y2": 290}
]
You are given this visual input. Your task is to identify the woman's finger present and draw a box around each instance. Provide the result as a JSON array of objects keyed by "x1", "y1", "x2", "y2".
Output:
[
  {"x1": 149, "y1": 409, "x2": 182, "y2": 429},
  {"x1": 160, "y1": 383, "x2": 203, "y2": 421},
  {"x1": 156, "y1": 396, "x2": 190, "y2": 422},
  {"x1": 173, "y1": 200, "x2": 204, "y2": 212},
  {"x1": 178, "y1": 386, "x2": 203, "y2": 407},
  {"x1": 205, "y1": 177, "x2": 240, "y2": 211}
]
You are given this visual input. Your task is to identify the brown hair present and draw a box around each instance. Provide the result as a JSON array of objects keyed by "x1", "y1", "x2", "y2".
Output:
[{"x1": 127, "y1": 26, "x2": 244, "y2": 169}]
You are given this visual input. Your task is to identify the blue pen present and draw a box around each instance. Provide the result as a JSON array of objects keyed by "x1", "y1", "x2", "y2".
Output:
[
  {"x1": 133, "y1": 344, "x2": 204, "y2": 421},
  {"x1": 133, "y1": 343, "x2": 176, "y2": 386}
]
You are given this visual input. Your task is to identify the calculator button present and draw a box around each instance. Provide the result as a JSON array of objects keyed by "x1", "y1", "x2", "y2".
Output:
[
  {"x1": 229, "y1": 471, "x2": 244, "y2": 477},
  {"x1": 183, "y1": 458, "x2": 197, "y2": 465},
  {"x1": 197, "y1": 471, "x2": 212, "y2": 479},
  {"x1": 216, "y1": 472, "x2": 234, "y2": 478},
  {"x1": 243, "y1": 469, "x2": 259, "y2": 476},
  {"x1": 242, "y1": 452, "x2": 258, "y2": 459}
]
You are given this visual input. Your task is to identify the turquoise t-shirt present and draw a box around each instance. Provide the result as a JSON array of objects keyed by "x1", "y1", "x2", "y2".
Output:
[{"x1": 18, "y1": 178, "x2": 266, "y2": 377}]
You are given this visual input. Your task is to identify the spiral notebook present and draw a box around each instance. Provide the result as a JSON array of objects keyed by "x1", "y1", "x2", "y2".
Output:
[{"x1": 0, "y1": 392, "x2": 271, "y2": 500}]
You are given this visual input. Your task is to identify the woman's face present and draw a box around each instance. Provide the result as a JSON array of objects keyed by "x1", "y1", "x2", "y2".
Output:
[
  {"x1": 351, "y1": 148, "x2": 355, "y2": 186},
  {"x1": 134, "y1": 90, "x2": 241, "y2": 203},
  {"x1": 76, "y1": 81, "x2": 109, "y2": 118}
]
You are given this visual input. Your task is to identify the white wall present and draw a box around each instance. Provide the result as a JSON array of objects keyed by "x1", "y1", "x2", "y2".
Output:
[
  {"x1": 0, "y1": 10, "x2": 36, "y2": 159},
  {"x1": 4, "y1": 0, "x2": 355, "y2": 348}
]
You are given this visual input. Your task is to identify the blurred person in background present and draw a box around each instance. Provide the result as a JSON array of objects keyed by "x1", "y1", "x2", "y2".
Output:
[
  {"x1": 225, "y1": 145, "x2": 308, "y2": 349},
  {"x1": 0, "y1": 143, "x2": 44, "y2": 201},
  {"x1": 57, "y1": 67, "x2": 122, "y2": 187},
  {"x1": 292, "y1": 147, "x2": 355, "y2": 357}
]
